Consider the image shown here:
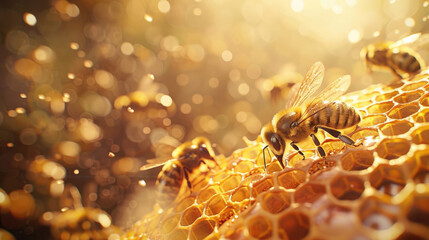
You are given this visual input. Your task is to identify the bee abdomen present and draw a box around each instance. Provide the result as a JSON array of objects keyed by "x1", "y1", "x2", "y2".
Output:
[
  {"x1": 156, "y1": 163, "x2": 183, "y2": 208},
  {"x1": 315, "y1": 102, "x2": 360, "y2": 130},
  {"x1": 391, "y1": 51, "x2": 422, "y2": 74}
]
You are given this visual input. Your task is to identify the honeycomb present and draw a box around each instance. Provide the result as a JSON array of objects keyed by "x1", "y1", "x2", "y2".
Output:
[{"x1": 124, "y1": 70, "x2": 429, "y2": 240}]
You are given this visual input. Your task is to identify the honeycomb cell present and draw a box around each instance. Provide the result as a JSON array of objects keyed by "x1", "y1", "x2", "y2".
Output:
[
  {"x1": 401, "y1": 80, "x2": 427, "y2": 91},
  {"x1": 314, "y1": 205, "x2": 355, "y2": 228},
  {"x1": 351, "y1": 128, "x2": 379, "y2": 140},
  {"x1": 266, "y1": 161, "x2": 282, "y2": 174},
  {"x1": 360, "y1": 115, "x2": 387, "y2": 127},
  {"x1": 197, "y1": 186, "x2": 219, "y2": 204},
  {"x1": 261, "y1": 189, "x2": 291, "y2": 214},
  {"x1": 357, "y1": 90, "x2": 380, "y2": 101},
  {"x1": 247, "y1": 215, "x2": 272, "y2": 239},
  {"x1": 205, "y1": 194, "x2": 226, "y2": 216},
  {"x1": 218, "y1": 207, "x2": 236, "y2": 225},
  {"x1": 387, "y1": 103, "x2": 420, "y2": 119},
  {"x1": 294, "y1": 183, "x2": 326, "y2": 204},
  {"x1": 375, "y1": 90, "x2": 399, "y2": 102},
  {"x1": 406, "y1": 192, "x2": 429, "y2": 227},
  {"x1": 411, "y1": 126, "x2": 429, "y2": 145},
  {"x1": 189, "y1": 218, "x2": 216, "y2": 240},
  {"x1": 277, "y1": 169, "x2": 307, "y2": 189},
  {"x1": 175, "y1": 196, "x2": 196, "y2": 212},
  {"x1": 251, "y1": 177, "x2": 274, "y2": 197},
  {"x1": 412, "y1": 108, "x2": 429, "y2": 123},
  {"x1": 180, "y1": 205, "x2": 202, "y2": 226},
  {"x1": 353, "y1": 99, "x2": 374, "y2": 109},
  {"x1": 359, "y1": 197, "x2": 399, "y2": 230},
  {"x1": 420, "y1": 92, "x2": 429, "y2": 106},
  {"x1": 369, "y1": 165, "x2": 406, "y2": 196},
  {"x1": 330, "y1": 175, "x2": 365, "y2": 200},
  {"x1": 278, "y1": 212, "x2": 310, "y2": 240},
  {"x1": 234, "y1": 160, "x2": 254, "y2": 173},
  {"x1": 393, "y1": 90, "x2": 423, "y2": 103},
  {"x1": 220, "y1": 175, "x2": 242, "y2": 192},
  {"x1": 308, "y1": 159, "x2": 335, "y2": 175},
  {"x1": 380, "y1": 120, "x2": 413, "y2": 136},
  {"x1": 161, "y1": 214, "x2": 180, "y2": 234},
  {"x1": 231, "y1": 186, "x2": 250, "y2": 202},
  {"x1": 341, "y1": 150, "x2": 374, "y2": 171},
  {"x1": 375, "y1": 138, "x2": 411, "y2": 160},
  {"x1": 367, "y1": 102, "x2": 394, "y2": 114}
]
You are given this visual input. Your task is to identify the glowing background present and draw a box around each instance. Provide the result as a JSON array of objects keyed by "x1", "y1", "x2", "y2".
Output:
[{"x1": 0, "y1": 0, "x2": 428, "y2": 238}]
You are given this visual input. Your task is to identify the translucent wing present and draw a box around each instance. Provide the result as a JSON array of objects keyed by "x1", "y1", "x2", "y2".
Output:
[
  {"x1": 286, "y1": 62, "x2": 324, "y2": 108},
  {"x1": 298, "y1": 75, "x2": 351, "y2": 124},
  {"x1": 153, "y1": 136, "x2": 181, "y2": 158},
  {"x1": 139, "y1": 157, "x2": 172, "y2": 171},
  {"x1": 390, "y1": 32, "x2": 429, "y2": 50}
]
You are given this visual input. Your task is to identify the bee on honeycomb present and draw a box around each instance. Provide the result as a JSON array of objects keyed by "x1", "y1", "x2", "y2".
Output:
[{"x1": 124, "y1": 66, "x2": 429, "y2": 239}]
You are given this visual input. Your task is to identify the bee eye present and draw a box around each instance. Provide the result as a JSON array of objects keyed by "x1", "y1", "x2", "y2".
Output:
[
  {"x1": 291, "y1": 121, "x2": 298, "y2": 128},
  {"x1": 270, "y1": 134, "x2": 284, "y2": 153}
]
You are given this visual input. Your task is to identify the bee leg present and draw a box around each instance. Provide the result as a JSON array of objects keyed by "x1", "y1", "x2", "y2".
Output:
[
  {"x1": 389, "y1": 67, "x2": 403, "y2": 79},
  {"x1": 290, "y1": 142, "x2": 305, "y2": 160},
  {"x1": 317, "y1": 126, "x2": 356, "y2": 146},
  {"x1": 183, "y1": 168, "x2": 192, "y2": 190},
  {"x1": 310, "y1": 134, "x2": 326, "y2": 160}
]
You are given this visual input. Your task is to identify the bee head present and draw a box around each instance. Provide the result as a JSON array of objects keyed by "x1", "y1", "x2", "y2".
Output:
[
  {"x1": 261, "y1": 124, "x2": 285, "y2": 161},
  {"x1": 274, "y1": 111, "x2": 300, "y2": 137}
]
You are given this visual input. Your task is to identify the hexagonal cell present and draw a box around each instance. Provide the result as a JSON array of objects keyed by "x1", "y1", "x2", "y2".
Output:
[
  {"x1": 406, "y1": 192, "x2": 429, "y2": 227},
  {"x1": 247, "y1": 215, "x2": 272, "y2": 239},
  {"x1": 308, "y1": 159, "x2": 336, "y2": 175},
  {"x1": 356, "y1": 90, "x2": 380, "y2": 101},
  {"x1": 412, "y1": 108, "x2": 429, "y2": 123},
  {"x1": 375, "y1": 138, "x2": 411, "y2": 160},
  {"x1": 419, "y1": 92, "x2": 429, "y2": 106},
  {"x1": 369, "y1": 165, "x2": 406, "y2": 196},
  {"x1": 351, "y1": 128, "x2": 379, "y2": 140},
  {"x1": 261, "y1": 189, "x2": 291, "y2": 214},
  {"x1": 412, "y1": 150, "x2": 429, "y2": 183},
  {"x1": 234, "y1": 160, "x2": 254, "y2": 174},
  {"x1": 161, "y1": 214, "x2": 180, "y2": 235},
  {"x1": 266, "y1": 160, "x2": 282, "y2": 174},
  {"x1": 330, "y1": 175, "x2": 365, "y2": 200},
  {"x1": 168, "y1": 228, "x2": 188, "y2": 240},
  {"x1": 180, "y1": 205, "x2": 202, "y2": 226},
  {"x1": 359, "y1": 197, "x2": 399, "y2": 230},
  {"x1": 367, "y1": 101, "x2": 394, "y2": 114},
  {"x1": 380, "y1": 120, "x2": 414, "y2": 136},
  {"x1": 205, "y1": 194, "x2": 226, "y2": 216},
  {"x1": 341, "y1": 149, "x2": 374, "y2": 171},
  {"x1": 220, "y1": 174, "x2": 242, "y2": 192},
  {"x1": 393, "y1": 90, "x2": 423, "y2": 103},
  {"x1": 360, "y1": 115, "x2": 387, "y2": 127},
  {"x1": 353, "y1": 99, "x2": 374, "y2": 109},
  {"x1": 251, "y1": 177, "x2": 274, "y2": 197},
  {"x1": 277, "y1": 169, "x2": 307, "y2": 189},
  {"x1": 231, "y1": 186, "x2": 250, "y2": 203},
  {"x1": 401, "y1": 80, "x2": 427, "y2": 91},
  {"x1": 314, "y1": 205, "x2": 355, "y2": 228},
  {"x1": 278, "y1": 211, "x2": 310, "y2": 240},
  {"x1": 197, "y1": 186, "x2": 219, "y2": 204},
  {"x1": 411, "y1": 126, "x2": 429, "y2": 145},
  {"x1": 218, "y1": 207, "x2": 236, "y2": 225},
  {"x1": 175, "y1": 196, "x2": 196, "y2": 212},
  {"x1": 375, "y1": 90, "x2": 399, "y2": 102},
  {"x1": 385, "y1": 80, "x2": 404, "y2": 90},
  {"x1": 294, "y1": 183, "x2": 326, "y2": 204},
  {"x1": 387, "y1": 103, "x2": 420, "y2": 119},
  {"x1": 189, "y1": 218, "x2": 216, "y2": 240}
]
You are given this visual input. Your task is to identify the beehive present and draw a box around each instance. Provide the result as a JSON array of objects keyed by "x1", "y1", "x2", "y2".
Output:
[{"x1": 124, "y1": 69, "x2": 429, "y2": 240}]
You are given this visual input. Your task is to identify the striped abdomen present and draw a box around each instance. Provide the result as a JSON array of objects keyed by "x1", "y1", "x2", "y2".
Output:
[
  {"x1": 311, "y1": 101, "x2": 361, "y2": 130},
  {"x1": 390, "y1": 50, "x2": 422, "y2": 74},
  {"x1": 156, "y1": 161, "x2": 183, "y2": 208}
]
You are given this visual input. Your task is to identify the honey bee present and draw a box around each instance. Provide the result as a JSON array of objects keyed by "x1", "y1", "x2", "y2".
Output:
[
  {"x1": 140, "y1": 137, "x2": 216, "y2": 208},
  {"x1": 261, "y1": 62, "x2": 361, "y2": 168},
  {"x1": 361, "y1": 33, "x2": 428, "y2": 78}
]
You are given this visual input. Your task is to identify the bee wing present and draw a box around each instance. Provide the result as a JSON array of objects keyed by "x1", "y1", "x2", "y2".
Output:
[
  {"x1": 391, "y1": 32, "x2": 429, "y2": 49},
  {"x1": 286, "y1": 62, "x2": 324, "y2": 108},
  {"x1": 139, "y1": 157, "x2": 172, "y2": 171},
  {"x1": 153, "y1": 136, "x2": 182, "y2": 158},
  {"x1": 298, "y1": 75, "x2": 351, "y2": 124}
]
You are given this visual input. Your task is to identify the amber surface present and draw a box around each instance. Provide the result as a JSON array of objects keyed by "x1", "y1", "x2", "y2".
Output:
[{"x1": 123, "y1": 71, "x2": 429, "y2": 239}]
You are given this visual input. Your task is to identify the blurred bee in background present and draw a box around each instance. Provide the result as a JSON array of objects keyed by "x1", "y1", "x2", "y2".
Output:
[
  {"x1": 140, "y1": 137, "x2": 216, "y2": 208},
  {"x1": 261, "y1": 62, "x2": 361, "y2": 169},
  {"x1": 361, "y1": 32, "x2": 429, "y2": 79},
  {"x1": 257, "y1": 64, "x2": 302, "y2": 103}
]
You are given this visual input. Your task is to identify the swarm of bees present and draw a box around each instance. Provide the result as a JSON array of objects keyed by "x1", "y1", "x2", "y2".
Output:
[
  {"x1": 140, "y1": 137, "x2": 217, "y2": 208},
  {"x1": 361, "y1": 32, "x2": 428, "y2": 78},
  {"x1": 261, "y1": 62, "x2": 361, "y2": 168}
]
